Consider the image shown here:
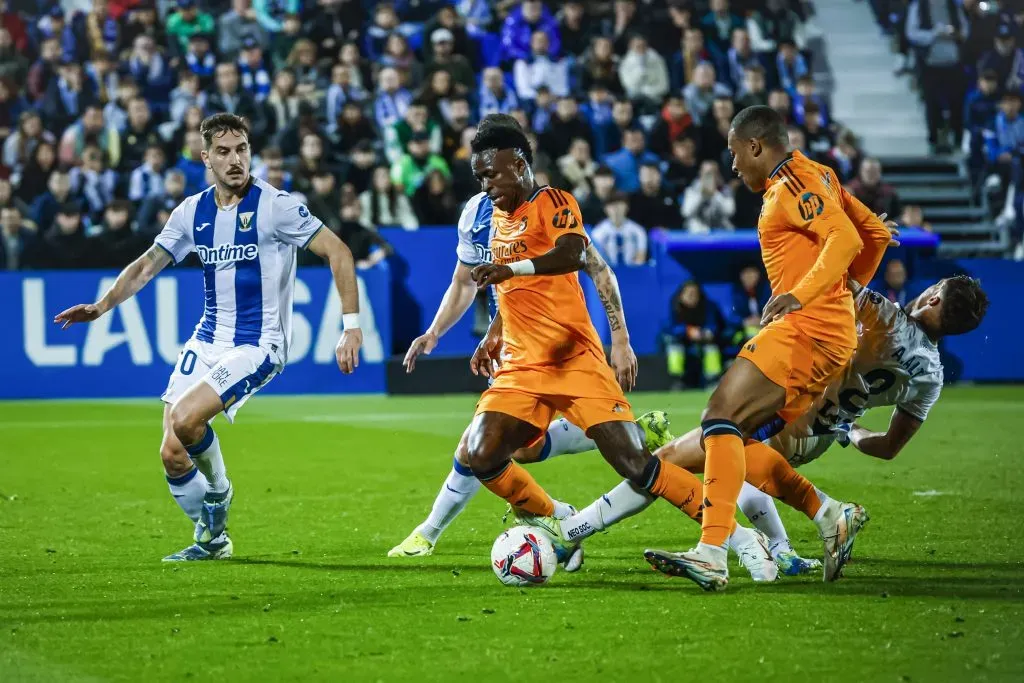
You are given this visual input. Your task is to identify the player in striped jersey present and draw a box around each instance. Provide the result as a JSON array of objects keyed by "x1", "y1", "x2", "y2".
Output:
[{"x1": 54, "y1": 114, "x2": 363, "y2": 561}]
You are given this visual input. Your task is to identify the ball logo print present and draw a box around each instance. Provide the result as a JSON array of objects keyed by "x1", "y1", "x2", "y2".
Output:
[
  {"x1": 798, "y1": 192, "x2": 824, "y2": 221},
  {"x1": 490, "y1": 527, "x2": 557, "y2": 586}
]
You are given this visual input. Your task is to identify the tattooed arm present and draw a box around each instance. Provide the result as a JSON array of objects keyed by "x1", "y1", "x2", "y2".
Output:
[{"x1": 583, "y1": 243, "x2": 638, "y2": 391}]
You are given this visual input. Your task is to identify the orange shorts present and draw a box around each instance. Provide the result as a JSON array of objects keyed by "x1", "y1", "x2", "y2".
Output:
[
  {"x1": 738, "y1": 318, "x2": 854, "y2": 423},
  {"x1": 476, "y1": 354, "x2": 634, "y2": 435}
]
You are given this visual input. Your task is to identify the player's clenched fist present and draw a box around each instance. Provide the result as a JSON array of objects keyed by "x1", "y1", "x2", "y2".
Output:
[
  {"x1": 336, "y1": 329, "x2": 363, "y2": 374},
  {"x1": 471, "y1": 263, "x2": 514, "y2": 289},
  {"x1": 54, "y1": 303, "x2": 103, "y2": 329}
]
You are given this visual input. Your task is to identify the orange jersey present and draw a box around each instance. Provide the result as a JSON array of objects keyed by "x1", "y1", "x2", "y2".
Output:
[
  {"x1": 489, "y1": 186, "x2": 605, "y2": 371},
  {"x1": 759, "y1": 150, "x2": 876, "y2": 350}
]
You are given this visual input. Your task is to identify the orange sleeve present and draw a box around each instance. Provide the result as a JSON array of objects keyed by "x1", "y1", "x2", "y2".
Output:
[
  {"x1": 840, "y1": 186, "x2": 892, "y2": 287},
  {"x1": 539, "y1": 188, "x2": 589, "y2": 246},
  {"x1": 783, "y1": 179, "x2": 864, "y2": 307}
]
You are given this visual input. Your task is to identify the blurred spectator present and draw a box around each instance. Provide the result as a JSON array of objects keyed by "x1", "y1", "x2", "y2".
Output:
[
  {"x1": 0, "y1": 205, "x2": 36, "y2": 271},
  {"x1": 978, "y1": 22, "x2": 1024, "y2": 95},
  {"x1": 18, "y1": 143, "x2": 59, "y2": 205},
  {"x1": 27, "y1": 37, "x2": 62, "y2": 104},
  {"x1": 900, "y1": 204, "x2": 932, "y2": 232},
  {"x1": 514, "y1": 30, "x2": 571, "y2": 100},
  {"x1": 334, "y1": 102, "x2": 376, "y2": 155},
  {"x1": 168, "y1": 70, "x2": 207, "y2": 127},
  {"x1": 238, "y1": 37, "x2": 273, "y2": 103},
  {"x1": 266, "y1": 69, "x2": 301, "y2": 136},
  {"x1": 31, "y1": 168, "x2": 78, "y2": 236},
  {"x1": 207, "y1": 62, "x2": 267, "y2": 148},
  {"x1": 361, "y1": 165, "x2": 418, "y2": 230},
  {"x1": 26, "y1": 201, "x2": 89, "y2": 270},
  {"x1": 848, "y1": 157, "x2": 902, "y2": 218},
  {"x1": 558, "y1": 137, "x2": 598, "y2": 198},
  {"x1": 736, "y1": 63, "x2": 769, "y2": 109},
  {"x1": 788, "y1": 124, "x2": 807, "y2": 154},
  {"x1": 792, "y1": 75, "x2": 829, "y2": 127},
  {"x1": 670, "y1": 27, "x2": 714, "y2": 94},
  {"x1": 270, "y1": 14, "x2": 303, "y2": 68},
  {"x1": 166, "y1": 104, "x2": 204, "y2": 157},
  {"x1": 292, "y1": 133, "x2": 335, "y2": 195},
  {"x1": 287, "y1": 39, "x2": 327, "y2": 92},
  {"x1": 385, "y1": 99, "x2": 442, "y2": 165},
  {"x1": 602, "y1": 127, "x2": 659, "y2": 193},
  {"x1": 413, "y1": 169, "x2": 460, "y2": 225},
  {"x1": 183, "y1": 33, "x2": 216, "y2": 89},
  {"x1": 767, "y1": 88, "x2": 793, "y2": 123},
  {"x1": 4, "y1": 111, "x2": 55, "y2": 176},
  {"x1": 422, "y1": 6, "x2": 472, "y2": 63},
  {"x1": 826, "y1": 128, "x2": 864, "y2": 183},
  {"x1": 0, "y1": 7, "x2": 27, "y2": 54},
  {"x1": 127, "y1": 33, "x2": 173, "y2": 112},
  {"x1": 731, "y1": 265, "x2": 770, "y2": 340},
  {"x1": 882, "y1": 258, "x2": 909, "y2": 306},
  {"x1": 529, "y1": 86, "x2": 554, "y2": 134},
  {"x1": 619, "y1": 33, "x2": 670, "y2": 110},
  {"x1": 331, "y1": 200, "x2": 393, "y2": 269},
  {"x1": 586, "y1": 89, "x2": 630, "y2": 158},
  {"x1": 65, "y1": 0, "x2": 119, "y2": 64},
  {"x1": 440, "y1": 96, "x2": 472, "y2": 161},
  {"x1": 748, "y1": 0, "x2": 807, "y2": 55},
  {"x1": 89, "y1": 199, "x2": 146, "y2": 269},
  {"x1": 128, "y1": 144, "x2": 167, "y2": 203},
  {"x1": 682, "y1": 160, "x2": 735, "y2": 233},
  {"x1": 502, "y1": 0, "x2": 560, "y2": 64},
  {"x1": 0, "y1": 173, "x2": 31, "y2": 218},
  {"x1": 591, "y1": 192, "x2": 648, "y2": 266},
  {"x1": 175, "y1": 130, "x2": 207, "y2": 195},
  {"x1": 558, "y1": 1, "x2": 591, "y2": 58},
  {"x1": 306, "y1": 167, "x2": 342, "y2": 232},
  {"x1": 137, "y1": 169, "x2": 187, "y2": 236},
  {"x1": 374, "y1": 67, "x2": 413, "y2": 131},
  {"x1": 103, "y1": 79, "x2": 137, "y2": 134},
  {"x1": 392, "y1": 131, "x2": 450, "y2": 197},
  {"x1": 608, "y1": 0, "x2": 651, "y2": 55},
  {"x1": 664, "y1": 135, "x2": 701, "y2": 195},
  {"x1": 166, "y1": 0, "x2": 216, "y2": 56},
  {"x1": 42, "y1": 61, "x2": 97, "y2": 136},
  {"x1": 906, "y1": 0, "x2": 969, "y2": 153},
  {"x1": 479, "y1": 66, "x2": 519, "y2": 119},
  {"x1": 86, "y1": 50, "x2": 120, "y2": 107},
  {"x1": 120, "y1": 97, "x2": 162, "y2": 173},
  {"x1": 801, "y1": 103, "x2": 835, "y2": 161},
  {"x1": 0, "y1": 27, "x2": 27, "y2": 84},
  {"x1": 579, "y1": 165, "x2": 617, "y2": 225},
  {"x1": 963, "y1": 70, "x2": 1000, "y2": 180},
  {"x1": 580, "y1": 35, "x2": 623, "y2": 95},
  {"x1": 337, "y1": 42, "x2": 370, "y2": 93},
  {"x1": 324, "y1": 64, "x2": 368, "y2": 135},
  {"x1": 649, "y1": 94, "x2": 695, "y2": 159},
  {"x1": 380, "y1": 33, "x2": 422, "y2": 89},
  {"x1": 121, "y1": 3, "x2": 167, "y2": 52},
  {"x1": 425, "y1": 28, "x2": 475, "y2": 93},
  {"x1": 218, "y1": 0, "x2": 269, "y2": 59},
  {"x1": 364, "y1": 4, "x2": 402, "y2": 62},
  {"x1": 724, "y1": 29, "x2": 760, "y2": 94},
  {"x1": 629, "y1": 163, "x2": 679, "y2": 230},
  {"x1": 344, "y1": 141, "x2": 379, "y2": 195},
  {"x1": 775, "y1": 39, "x2": 809, "y2": 96},
  {"x1": 543, "y1": 97, "x2": 592, "y2": 161},
  {"x1": 70, "y1": 145, "x2": 118, "y2": 224},
  {"x1": 699, "y1": 96, "x2": 735, "y2": 165},
  {"x1": 666, "y1": 280, "x2": 725, "y2": 389},
  {"x1": 701, "y1": 0, "x2": 745, "y2": 61},
  {"x1": 683, "y1": 63, "x2": 732, "y2": 125},
  {"x1": 59, "y1": 105, "x2": 121, "y2": 170}
]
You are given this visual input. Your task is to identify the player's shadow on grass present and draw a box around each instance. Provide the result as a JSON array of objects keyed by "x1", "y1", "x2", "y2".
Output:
[
  {"x1": 852, "y1": 557, "x2": 1024, "y2": 573},
  {"x1": 232, "y1": 557, "x2": 493, "y2": 575},
  {"x1": 764, "y1": 575, "x2": 1024, "y2": 601}
]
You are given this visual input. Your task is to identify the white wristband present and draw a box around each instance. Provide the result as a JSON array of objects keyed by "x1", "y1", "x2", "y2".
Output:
[
  {"x1": 343, "y1": 313, "x2": 361, "y2": 330},
  {"x1": 508, "y1": 259, "x2": 535, "y2": 276}
]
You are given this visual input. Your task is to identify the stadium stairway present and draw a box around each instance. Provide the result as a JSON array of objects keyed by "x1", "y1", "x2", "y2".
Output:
[
  {"x1": 814, "y1": 0, "x2": 930, "y2": 157},
  {"x1": 880, "y1": 156, "x2": 1009, "y2": 257}
]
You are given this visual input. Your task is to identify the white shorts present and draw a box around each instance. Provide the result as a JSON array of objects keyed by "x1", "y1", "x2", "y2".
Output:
[
  {"x1": 767, "y1": 427, "x2": 836, "y2": 468},
  {"x1": 162, "y1": 338, "x2": 283, "y2": 423}
]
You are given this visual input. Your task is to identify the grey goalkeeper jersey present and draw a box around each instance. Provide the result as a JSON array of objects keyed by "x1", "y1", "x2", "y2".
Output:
[{"x1": 790, "y1": 287, "x2": 944, "y2": 437}]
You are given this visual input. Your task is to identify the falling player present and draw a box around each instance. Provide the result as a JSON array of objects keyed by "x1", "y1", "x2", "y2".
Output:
[
  {"x1": 446, "y1": 118, "x2": 775, "y2": 574},
  {"x1": 54, "y1": 114, "x2": 363, "y2": 561},
  {"x1": 641, "y1": 105, "x2": 893, "y2": 590}
]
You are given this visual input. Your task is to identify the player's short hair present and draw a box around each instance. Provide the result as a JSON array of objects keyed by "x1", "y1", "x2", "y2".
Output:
[
  {"x1": 940, "y1": 275, "x2": 988, "y2": 336},
  {"x1": 200, "y1": 113, "x2": 249, "y2": 149},
  {"x1": 471, "y1": 116, "x2": 534, "y2": 165},
  {"x1": 731, "y1": 105, "x2": 789, "y2": 147}
]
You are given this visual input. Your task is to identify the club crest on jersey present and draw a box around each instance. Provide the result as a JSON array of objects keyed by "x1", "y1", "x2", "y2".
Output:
[
  {"x1": 238, "y1": 211, "x2": 255, "y2": 232},
  {"x1": 798, "y1": 192, "x2": 824, "y2": 221},
  {"x1": 515, "y1": 217, "x2": 528, "y2": 235}
]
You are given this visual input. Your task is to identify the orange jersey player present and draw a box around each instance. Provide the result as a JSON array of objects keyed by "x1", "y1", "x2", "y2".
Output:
[
  {"x1": 643, "y1": 105, "x2": 894, "y2": 590},
  {"x1": 463, "y1": 116, "x2": 730, "y2": 564}
]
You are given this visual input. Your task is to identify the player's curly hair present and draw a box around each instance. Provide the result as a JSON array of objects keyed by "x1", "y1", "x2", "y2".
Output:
[
  {"x1": 471, "y1": 115, "x2": 534, "y2": 165},
  {"x1": 940, "y1": 274, "x2": 988, "y2": 336},
  {"x1": 731, "y1": 105, "x2": 789, "y2": 147},
  {"x1": 200, "y1": 113, "x2": 249, "y2": 149}
]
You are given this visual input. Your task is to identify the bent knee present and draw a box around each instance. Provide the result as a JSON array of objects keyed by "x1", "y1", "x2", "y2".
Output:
[
  {"x1": 160, "y1": 437, "x2": 192, "y2": 476},
  {"x1": 169, "y1": 401, "x2": 204, "y2": 443}
]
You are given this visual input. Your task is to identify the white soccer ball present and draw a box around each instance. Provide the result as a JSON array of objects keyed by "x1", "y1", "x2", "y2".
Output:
[{"x1": 491, "y1": 526, "x2": 558, "y2": 587}]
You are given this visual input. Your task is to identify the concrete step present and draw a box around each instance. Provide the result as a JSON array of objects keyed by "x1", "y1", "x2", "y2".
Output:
[
  {"x1": 924, "y1": 206, "x2": 989, "y2": 222},
  {"x1": 884, "y1": 173, "x2": 966, "y2": 187},
  {"x1": 898, "y1": 186, "x2": 973, "y2": 206},
  {"x1": 932, "y1": 222, "x2": 1000, "y2": 236}
]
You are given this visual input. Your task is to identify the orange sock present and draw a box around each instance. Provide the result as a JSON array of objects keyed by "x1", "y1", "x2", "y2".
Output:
[
  {"x1": 649, "y1": 461, "x2": 704, "y2": 522},
  {"x1": 700, "y1": 424, "x2": 746, "y2": 547},
  {"x1": 479, "y1": 462, "x2": 554, "y2": 517},
  {"x1": 743, "y1": 440, "x2": 822, "y2": 520}
]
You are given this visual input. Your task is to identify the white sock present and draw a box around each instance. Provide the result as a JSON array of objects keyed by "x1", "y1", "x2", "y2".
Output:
[
  {"x1": 167, "y1": 466, "x2": 208, "y2": 523},
  {"x1": 187, "y1": 425, "x2": 229, "y2": 494},
  {"x1": 738, "y1": 482, "x2": 792, "y2": 558},
  {"x1": 541, "y1": 418, "x2": 596, "y2": 460},
  {"x1": 812, "y1": 489, "x2": 834, "y2": 525},
  {"x1": 552, "y1": 499, "x2": 574, "y2": 519},
  {"x1": 560, "y1": 480, "x2": 654, "y2": 542},
  {"x1": 416, "y1": 459, "x2": 481, "y2": 544},
  {"x1": 697, "y1": 542, "x2": 729, "y2": 561}
]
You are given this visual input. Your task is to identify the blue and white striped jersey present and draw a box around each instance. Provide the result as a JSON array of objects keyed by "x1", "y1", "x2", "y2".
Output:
[
  {"x1": 154, "y1": 177, "x2": 323, "y2": 362},
  {"x1": 455, "y1": 191, "x2": 498, "y2": 318}
]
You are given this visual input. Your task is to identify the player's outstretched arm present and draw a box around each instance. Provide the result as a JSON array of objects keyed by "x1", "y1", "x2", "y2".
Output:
[
  {"x1": 307, "y1": 228, "x2": 362, "y2": 374},
  {"x1": 583, "y1": 244, "x2": 637, "y2": 391},
  {"x1": 54, "y1": 245, "x2": 171, "y2": 328},
  {"x1": 404, "y1": 262, "x2": 478, "y2": 373},
  {"x1": 848, "y1": 409, "x2": 923, "y2": 460},
  {"x1": 471, "y1": 233, "x2": 587, "y2": 288}
]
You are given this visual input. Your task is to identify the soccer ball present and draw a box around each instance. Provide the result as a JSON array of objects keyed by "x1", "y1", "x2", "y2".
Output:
[{"x1": 491, "y1": 526, "x2": 558, "y2": 587}]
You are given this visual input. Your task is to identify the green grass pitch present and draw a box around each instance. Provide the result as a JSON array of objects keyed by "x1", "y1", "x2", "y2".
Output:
[{"x1": 2, "y1": 386, "x2": 1023, "y2": 682}]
